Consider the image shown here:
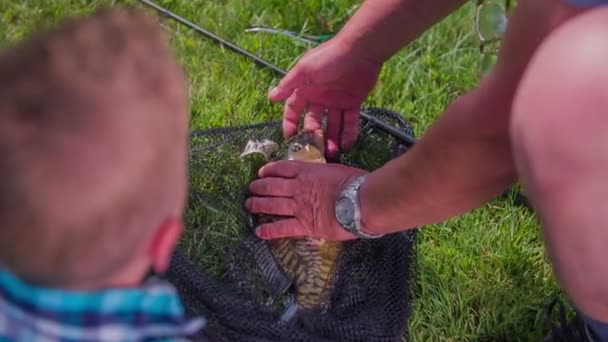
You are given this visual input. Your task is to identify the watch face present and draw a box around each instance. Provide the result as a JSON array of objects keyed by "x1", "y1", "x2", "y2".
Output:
[{"x1": 336, "y1": 196, "x2": 355, "y2": 225}]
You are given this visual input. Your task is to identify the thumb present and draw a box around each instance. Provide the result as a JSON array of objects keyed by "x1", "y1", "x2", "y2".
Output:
[
  {"x1": 269, "y1": 65, "x2": 308, "y2": 102},
  {"x1": 255, "y1": 219, "x2": 307, "y2": 239}
]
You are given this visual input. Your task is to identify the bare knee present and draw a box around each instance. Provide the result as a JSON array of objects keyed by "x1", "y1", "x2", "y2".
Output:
[
  {"x1": 510, "y1": 6, "x2": 608, "y2": 320},
  {"x1": 511, "y1": 6, "x2": 608, "y2": 192}
]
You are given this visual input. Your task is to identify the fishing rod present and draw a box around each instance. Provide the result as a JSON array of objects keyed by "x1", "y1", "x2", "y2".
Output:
[{"x1": 137, "y1": 0, "x2": 418, "y2": 146}]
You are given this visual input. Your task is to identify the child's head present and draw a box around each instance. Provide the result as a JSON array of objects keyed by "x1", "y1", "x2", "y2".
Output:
[{"x1": 0, "y1": 8, "x2": 189, "y2": 289}]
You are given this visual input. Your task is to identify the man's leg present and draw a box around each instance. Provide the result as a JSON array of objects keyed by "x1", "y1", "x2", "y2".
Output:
[{"x1": 511, "y1": 6, "x2": 608, "y2": 340}]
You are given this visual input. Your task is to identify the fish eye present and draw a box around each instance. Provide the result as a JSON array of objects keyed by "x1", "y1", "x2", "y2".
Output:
[{"x1": 290, "y1": 143, "x2": 303, "y2": 152}]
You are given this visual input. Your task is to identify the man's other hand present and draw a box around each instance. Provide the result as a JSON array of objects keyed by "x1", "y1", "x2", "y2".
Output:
[{"x1": 268, "y1": 39, "x2": 382, "y2": 158}]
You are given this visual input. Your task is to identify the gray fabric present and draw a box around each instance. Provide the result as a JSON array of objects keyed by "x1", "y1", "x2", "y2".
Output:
[{"x1": 563, "y1": 0, "x2": 608, "y2": 7}]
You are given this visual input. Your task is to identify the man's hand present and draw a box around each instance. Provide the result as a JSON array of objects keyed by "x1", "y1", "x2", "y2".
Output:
[
  {"x1": 245, "y1": 160, "x2": 367, "y2": 240},
  {"x1": 268, "y1": 0, "x2": 467, "y2": 158},
  {"x1": 269, "y1": 39, "x2": 382, "y2": 158}
]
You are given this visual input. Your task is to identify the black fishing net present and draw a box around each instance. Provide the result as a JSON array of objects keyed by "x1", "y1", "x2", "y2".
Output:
[{"x1": 166, "y1": 107, "x2": 419, "y2": 341}]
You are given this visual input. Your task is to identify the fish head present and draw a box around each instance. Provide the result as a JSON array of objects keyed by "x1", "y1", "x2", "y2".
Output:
[{"x1": 286, "y1": 131, "x2": 326, "y2": 163}]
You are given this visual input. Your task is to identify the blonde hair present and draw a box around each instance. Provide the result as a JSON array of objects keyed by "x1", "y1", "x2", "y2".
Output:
[{"x1": 0, "y1": 7, "x2": 189, "y2": 286}]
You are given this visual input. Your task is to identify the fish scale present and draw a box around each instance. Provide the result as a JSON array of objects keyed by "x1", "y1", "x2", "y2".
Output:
[{"x1": 269, "y1": 238, "x2": 342, "y2": 309}]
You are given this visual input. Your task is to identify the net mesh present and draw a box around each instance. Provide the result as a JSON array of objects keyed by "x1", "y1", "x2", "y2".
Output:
[{"x1": 166, "y1": 107, "x2": 419, "y2": 341}]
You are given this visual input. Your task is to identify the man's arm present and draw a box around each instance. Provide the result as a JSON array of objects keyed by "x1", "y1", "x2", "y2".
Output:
[
  {"x1": 335, "y1": 0, "x2": 468, "y2": 64},
  {"x1": 357, "y1": 0, "x2": 581, "y2": 236},
  {"x1": 359, "y1": 84, "x2": 518, "y2": 235},
  {"x1": 333, "y1": 0, "x2": 493, "y2": 212}
]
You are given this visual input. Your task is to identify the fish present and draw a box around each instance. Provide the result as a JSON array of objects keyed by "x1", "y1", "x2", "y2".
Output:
[{"x1": 241, "y1": 131, "x2": 344, "y2": 322}]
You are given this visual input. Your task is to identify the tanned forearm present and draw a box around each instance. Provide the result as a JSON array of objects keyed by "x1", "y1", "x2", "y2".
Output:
[
  {"x1": 335, "y1": 0, "x2": 468, "y2": 64},
  {"x1": 354, "y1": 0, "x2": 581, "y2": 235},
  {"x1": 359, "y1": 85, "x2": 519, "y2": 235}
]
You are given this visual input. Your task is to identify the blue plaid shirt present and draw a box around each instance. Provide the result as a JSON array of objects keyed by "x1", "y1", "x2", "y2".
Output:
[{"x1": 0, "y1": 267, "x2": 206, "y2": 342}]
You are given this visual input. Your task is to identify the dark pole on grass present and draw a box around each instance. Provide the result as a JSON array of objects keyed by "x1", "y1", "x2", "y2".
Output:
[
  {"x1": 137, "y1": 0, "x2": 418, "y2": 146},
  {"x1": 137, "y1": 0, "x2": 287, "y2": 77}
]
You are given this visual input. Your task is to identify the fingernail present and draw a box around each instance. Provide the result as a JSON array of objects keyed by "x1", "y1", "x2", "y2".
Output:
[
  {"x1": 258, "y1": 163, "x2": 273, "y2": 176},
  {"x1": 326, "y1": 140, "x2": 338, "y2": 158},
  {"x1": 255, "y1": 228, "x2": 265, "y2": 239},
  {"x1": 244, "y1": 198, "x2": 251, "y2": 209},
  {"x1": 269, "y1": 87, "x2": 279, "y2": 98}
]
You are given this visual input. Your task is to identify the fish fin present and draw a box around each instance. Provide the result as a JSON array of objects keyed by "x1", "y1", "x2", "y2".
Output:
[
  {"x1": 278, "y1": 298, "x2": 302, "y2": 324},
  {"x1": 240, "y1": 139, "x2": 279, "y2": 160},
  {"x1": 242, "y1": 235, "x2": 292, "y2": 296},
  {"x1": 311, "y1": 129, "x2": 326, "y2": 157},
  {"x1": 268, "y1": 238, "x2": 302, "y2": 279}
]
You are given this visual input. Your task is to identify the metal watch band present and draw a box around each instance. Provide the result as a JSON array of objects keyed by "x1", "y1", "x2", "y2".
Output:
[{"x1": 336, "y1": 175, "x2": 384, "y2": 239}]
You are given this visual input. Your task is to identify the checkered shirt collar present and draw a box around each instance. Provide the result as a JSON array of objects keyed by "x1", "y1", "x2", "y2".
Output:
[{"x1": 0, "y1": 267, "x2": 206, "y2": 341}]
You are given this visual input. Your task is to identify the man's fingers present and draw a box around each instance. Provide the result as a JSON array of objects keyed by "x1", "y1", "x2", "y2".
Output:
[
  {"x1": 325, "y1": 108, "x2": 343, "y2": 158},
  {"x1": 303, "y1": 104, "x2": 325, "y2": 132},
  {"x1": 255, "y1": 218, "x2": 307, "y2": 239},
  {"x1": 282, "y1": 91, "x2": 306, "y2": 139},
  {"x1": 272, "y1": 67, "x2": 309, "y2": 139},
  {"x1": 259, "y1": 160, "x2": 303, "y2": 178},
  {"x1": 248, "y1": 178, "x2": 295, "y2": 197},
  {"x1": 341, "y1": 108, "x2": 360, "y2": 151},
  {"x1": 245, "y1": 197, "x2": 296, "y2": 216},
  {"x1": 269, "y1": 67, "x2": 307, "y2": 101}
]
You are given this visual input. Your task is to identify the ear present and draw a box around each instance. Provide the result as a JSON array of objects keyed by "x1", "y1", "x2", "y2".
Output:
[{"x1": 147, "y1": 216, "x2": 183, "y2": 274}]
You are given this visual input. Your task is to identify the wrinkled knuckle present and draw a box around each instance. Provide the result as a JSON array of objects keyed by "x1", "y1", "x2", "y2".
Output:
[
  {"x1": 276, "y1": 221, "x2": 287, "y2": 236},
  {"x1": 288, "y1": 198, "x2": 298, "y2": 214},
  {"x1": 258, "y1": 181, "x2": 270, "y2": 195},
  {"x1": 286, "y1": 95, "x2": 300, "y2": 107}
]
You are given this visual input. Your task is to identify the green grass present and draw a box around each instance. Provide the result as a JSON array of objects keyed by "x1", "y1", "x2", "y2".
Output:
[{"x1": 1, "y1": 1, "x2": 569, "y2": 340}]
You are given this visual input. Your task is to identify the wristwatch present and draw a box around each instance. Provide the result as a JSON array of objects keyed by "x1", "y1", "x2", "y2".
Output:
[{"x1": 335, "y1": 175, "x2": 384, "y2": 239}]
